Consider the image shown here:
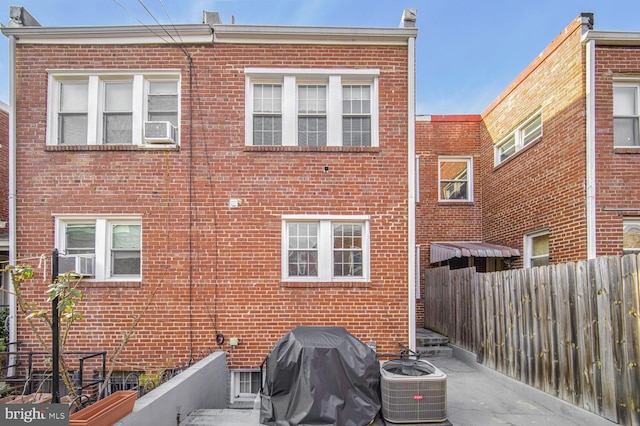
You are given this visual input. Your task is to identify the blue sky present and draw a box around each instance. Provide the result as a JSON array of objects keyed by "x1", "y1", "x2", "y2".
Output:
[{"x1": 1, "y1": 0, "x2": 640, "y2": 114}]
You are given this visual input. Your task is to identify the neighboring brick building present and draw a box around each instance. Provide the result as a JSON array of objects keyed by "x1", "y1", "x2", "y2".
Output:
[
  {"x1": 417, "y1": 13, "x2": 640, "y2": 319},
  {"x1": 2, "y1": 7, "x2": 418, "y2": 404}
]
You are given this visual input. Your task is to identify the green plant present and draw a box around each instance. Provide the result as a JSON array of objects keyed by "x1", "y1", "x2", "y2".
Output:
[{"x1": 0, "y1": 308, "x2": 9, "y2": 352}]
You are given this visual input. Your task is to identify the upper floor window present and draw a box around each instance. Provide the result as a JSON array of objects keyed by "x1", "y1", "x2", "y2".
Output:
[
  {"x1": 494, "y1": 111, "x2": 543, "y2": 165},
  {"x1": 623, "y1": 218, "x2": 640, "y2": 255},
  {"x1": 55, "y1": 216, "x2": 142, "y2": 281},
  {"x1": 48, "y1": 71, "x2": 180, "y2": 147},
  {"x1": 524, "y1": 229, "x2": 549, "y2": 268},
  {"x1": 438, "y1": 157, "x2": 473, "y2": 201},
  {"x1": 613, "y1": 84, "x2": 640, "y2": 147},
  {"x1": 282, "y1": 215, "x2": 370, "y2": 282},
  {"x1": 245, "y1": 69, "x2": 379, "y2": 147}
]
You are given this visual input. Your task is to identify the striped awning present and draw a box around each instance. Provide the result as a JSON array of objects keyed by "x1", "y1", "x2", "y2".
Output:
[{"x1": 430, "y1": 241, "x2": 520, "y2": 264}]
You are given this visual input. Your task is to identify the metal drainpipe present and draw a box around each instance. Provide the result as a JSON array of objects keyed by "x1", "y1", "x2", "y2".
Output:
[
  {"x1": 585, "y1": 38, "x2": 596, "y2": 259},
  {"x1": 8, "y1": 34, "x2": 18, "y2": 373},
  {"x1": 407, "y1": 34, "x2": 417, "y2": 352}
]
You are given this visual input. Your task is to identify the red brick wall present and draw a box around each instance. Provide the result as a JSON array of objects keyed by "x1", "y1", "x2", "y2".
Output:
[
  {"x1": 13, "y1": 42, "x2": 411, "y2": 371},
  {"x1": 591, "y1": 45, "x2": 640, "y2": 255},
  {"x1": 479, "y1": 17, "x2": 588, "y2": 267},
  {"x1": 415, "y1": 115, "x2": 483, "y2": 325}
]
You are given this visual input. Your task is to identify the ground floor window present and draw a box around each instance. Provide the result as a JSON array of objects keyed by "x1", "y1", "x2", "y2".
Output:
[
  {"x1": 524, "y1": 229, "x2": 549, "y2": 267},
  {"x1": 230, "y1": 370, "x2": 261, "y2": 403},
  {"x1": 623, "y1": 218, "x2": 640, "y2": 255}
]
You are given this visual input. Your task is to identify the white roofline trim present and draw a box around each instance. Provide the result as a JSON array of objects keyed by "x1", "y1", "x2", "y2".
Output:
[
  {"x1": 581, "y1": 30, "x2": 640, "y2": 46},
  {"x1": 2, "y1": 24, "x2": 213, "y2": 44}
]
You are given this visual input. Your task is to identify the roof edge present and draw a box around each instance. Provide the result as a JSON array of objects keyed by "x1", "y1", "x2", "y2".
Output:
[{"x1": 581, "y1": 30, "x2": 640, "y2": 46}]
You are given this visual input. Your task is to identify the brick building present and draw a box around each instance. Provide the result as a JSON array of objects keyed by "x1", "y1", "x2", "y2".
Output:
[
  {"x1": 2, "y1": 7, "x2": 418, "y2": 404},
  {"x1": 0, "y1": 101, "x2": 8, "y2": 307},
  {"x1": 416, "y1": 13, "x2": 640, "y2": 323}
]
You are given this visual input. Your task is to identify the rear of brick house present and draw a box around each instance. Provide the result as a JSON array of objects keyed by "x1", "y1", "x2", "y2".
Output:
[
  {"x1": 416, "y1": 14, "x2": 640, "y2": 324},
  {"x1": 2, "y1": 8, "x2": 418, "y2": 404}
]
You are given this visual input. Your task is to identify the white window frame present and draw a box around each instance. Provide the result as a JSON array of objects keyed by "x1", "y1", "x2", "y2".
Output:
[
  {"x1": 494, "y1": 110, "x2": 543, "y2": 165},
  {"x1": 523, "y1": 229, "x2": 549, "y2": 268},
  {"x1": 623, "y1": 217, "x2": 640, "y2": 255},
  {"x1": 55, "y1": 215, "x2": 142, "y2": 281},
  {"x1": 613, "y1": 81, "x2": 640, "y2": 147},
  {"x1": 438, "y1": 156, "x2": 473, "y2": 202},
  {"x1": 281, "y1": 215, "x2": 370, "y2": 282},
  {"x1": 230, "y1": 370, "x2": 262, "y2": 404},
  {"x1": 245, "y1": 68, "x2": 379, "y2": 147},
  {"x1": 47, "y1": 70, "x2": 181, "y2": 147}
]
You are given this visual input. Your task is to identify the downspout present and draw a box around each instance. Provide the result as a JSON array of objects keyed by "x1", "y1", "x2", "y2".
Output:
[
  {"x1": 585, "y1": 38, "x2": 596, "y2": 259},
  {"x1": 404, "y1": 10, "x2": 417, "y2": 352},
  {"x1": 8, "y1": 34, "x2": 17, "y2": 358}
]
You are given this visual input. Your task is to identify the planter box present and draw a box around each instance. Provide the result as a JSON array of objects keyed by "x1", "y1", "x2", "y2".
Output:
[{"x1": 69, "y1": 390, "x2": 137, "y2": 426}]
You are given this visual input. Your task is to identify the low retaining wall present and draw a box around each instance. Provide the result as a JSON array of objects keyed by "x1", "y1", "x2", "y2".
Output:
[{"x1": 115, "y1": 351, "x2": 227, "y2": 426}]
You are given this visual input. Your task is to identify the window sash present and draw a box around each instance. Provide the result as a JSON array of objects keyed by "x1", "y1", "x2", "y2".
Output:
[
  {"x1": 525, "y1": 231, "x2": 549, "y2": 267},
  {"x1": 333, "y1": 224, "x2": 363, "y2": 277},
  {"x1": 613, "y1": 84, "x2": 640, "y2": 147},
  {"x1": 623, "y1": 219, "x2": 640, "y2": 254},
  {"x1": 110, "y1": 224, "x2": 141, "y2": 277},
  {"x1": 298, "y1": 85, "x2": 327, "y2": 146},
  {"x1": 438, "y1": 158, "x2": 472, "y2": 201},
  {"x1": 342, "y1": 85, "x2": 372, "y2": 147},
  {"x1": 148, "y1": 81, "x2": 178, "y2": 126}
]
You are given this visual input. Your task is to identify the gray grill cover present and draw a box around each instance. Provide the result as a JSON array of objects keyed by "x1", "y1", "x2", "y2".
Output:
[{"x1": 260, "y1": 326, "x2": 381, "y2": 426}]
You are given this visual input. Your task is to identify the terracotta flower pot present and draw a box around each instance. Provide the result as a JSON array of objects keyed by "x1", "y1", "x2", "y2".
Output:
[{"x1": 69, "y1": 390, "x2": 137, "y2": 426}]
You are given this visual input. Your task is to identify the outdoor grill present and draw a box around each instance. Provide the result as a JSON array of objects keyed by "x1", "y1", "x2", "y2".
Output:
[{"x1": 259, "y1": 326, "x2": 381, "y2": 426}]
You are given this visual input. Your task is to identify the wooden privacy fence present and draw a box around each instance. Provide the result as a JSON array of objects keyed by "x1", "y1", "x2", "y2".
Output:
[{"x1": 424, "y1": 255, "x2": 640, "y2": 425}]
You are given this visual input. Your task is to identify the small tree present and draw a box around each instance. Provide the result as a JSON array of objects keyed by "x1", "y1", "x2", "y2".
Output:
[{"x1": 4, "y1": 264, "x2": 83, "y2": 402}]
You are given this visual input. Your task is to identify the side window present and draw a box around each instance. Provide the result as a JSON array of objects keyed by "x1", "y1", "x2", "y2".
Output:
[
  {"x1": 623, "y1": 218, "x2": 640, "y2": 255},
  {"x1": 438, "y1": 157, "x2": 472, "y2": 201},
  {"x1": 613, "y1": 84, "x2": 640, "y2": 147},
  {"x1": 524, "y1": 230, "x2": 549, "y2": 268},
  {"x1": 494, "y1": 110, "x2": 543, "y2": 165}
]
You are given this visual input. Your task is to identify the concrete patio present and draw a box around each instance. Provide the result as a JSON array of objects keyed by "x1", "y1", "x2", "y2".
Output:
[{"x1": 178, "y1": 344, "x2": 613, "y2": 426}]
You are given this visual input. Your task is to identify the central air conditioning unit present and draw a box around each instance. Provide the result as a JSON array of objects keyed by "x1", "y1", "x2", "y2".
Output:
[
  {"x1": 380, "y1": 358, "x2": 447, "y2": 423},
  {"x1": 59, "y1": 255, "x2": 95, "y2": 277},
  {"x1": 144, "y1": 121, "x2": 177, "y2": 144}
]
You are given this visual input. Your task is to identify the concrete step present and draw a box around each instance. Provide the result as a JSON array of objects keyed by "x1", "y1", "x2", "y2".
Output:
[
  {"x1": 416, "y1": 328, "x2": 449, "y2": 347},
  {"x1": 415, "y1": 345, "x2": 453, "y2": 359}
]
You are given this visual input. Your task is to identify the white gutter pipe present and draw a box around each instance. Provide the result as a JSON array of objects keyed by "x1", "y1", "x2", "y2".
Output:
[
  {"x1": 407, "y1": 29, "x2": 417, "y2": 353},
  {"x1": 585, "y1": 38, "x2": 596, "y2": 259},
  {"x1": 8, "y1": 34, "x2": 18, "y2": 368}
]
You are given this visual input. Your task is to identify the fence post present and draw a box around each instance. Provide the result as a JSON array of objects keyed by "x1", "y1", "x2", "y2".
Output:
[{"x1": 51, "y1": 248, "x2": 60, "y2": 403}]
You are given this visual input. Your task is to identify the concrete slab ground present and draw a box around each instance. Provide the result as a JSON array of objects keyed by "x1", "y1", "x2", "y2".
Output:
[{"x1": 180, "y1": 347, "x2": 613, "y2": 426}]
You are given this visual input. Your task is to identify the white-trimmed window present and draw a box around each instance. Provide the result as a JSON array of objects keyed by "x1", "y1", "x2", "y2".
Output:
[
  {"x1": 613, "y1": 83, "x2": 640, "y2": 147},
  {"x1": 245, "y1": 69, "x2": 379, "y2": 147},
  {"x1": 623, "y1": 218, "x2": 640, "y2": 255},
  {"x1": 230, "y1": 370, "x2": 261, "y2": 403},
  {"x1": 494, "y1": 110, "x2": 543, "y2": 164},
  {"x1": 55, "y1": 216, "x2": 142, "y2": 281},
  {"x1": 524, "y1": 229, "x2": 549, "y2": 268},
  {"x1": 282, "y1": 215, "x2": 370, "y2": 282},
  {"x1": 438, "y1": 157, "x2": 472, "y2": 201},
  {"x1": 48, "y1": 71, "x2": 180, "y2": 146}
]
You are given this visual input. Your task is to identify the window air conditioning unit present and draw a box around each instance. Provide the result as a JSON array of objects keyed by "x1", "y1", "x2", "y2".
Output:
[
  {"x1": 380, "y1": 359, "x2": 447, "y2": 423},
  {"x1": 59, "y1": 255, "x2": 95, "y2": 277},
  {"x1": 144, "y1": 121, "x2": 177, "y2": 144}
]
